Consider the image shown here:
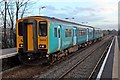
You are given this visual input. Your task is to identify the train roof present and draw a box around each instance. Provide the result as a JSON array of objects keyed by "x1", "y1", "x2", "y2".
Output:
[{"x1": 26, "y1": 16, "x2": 95, "y2": 29}]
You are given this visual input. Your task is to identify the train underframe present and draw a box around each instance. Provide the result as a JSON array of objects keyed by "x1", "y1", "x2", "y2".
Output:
[{"x1": 18, "y1": 38, "x2": 102, "y2": 65}]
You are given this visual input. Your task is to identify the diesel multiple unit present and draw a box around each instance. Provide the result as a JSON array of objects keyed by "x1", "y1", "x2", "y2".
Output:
[{"x1": 16, "y1": 16, "x2": 103, "y2": 64}]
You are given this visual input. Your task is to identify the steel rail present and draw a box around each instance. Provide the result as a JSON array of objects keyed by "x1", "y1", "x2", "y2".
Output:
[
  {"x1": 58, "y1": 37, "x2": 113, "y2": 80},
  {"x1": 88, "y1": 38, "x2": 113, "y2": 79}
]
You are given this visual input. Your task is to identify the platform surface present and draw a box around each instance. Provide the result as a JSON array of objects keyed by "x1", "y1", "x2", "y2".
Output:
[
  {"x1": 0, "y1": 48, "x2": 17, "y2": 59},
  {"x1": 97, "y1": 36, "x2": 120, "y2": 79}
]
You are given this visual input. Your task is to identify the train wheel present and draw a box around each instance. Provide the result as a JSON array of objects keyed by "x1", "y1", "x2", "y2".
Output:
[
  {"x1": 65, "y1": 50, "x2": 68, "y2": 56},
  {"x1": 49, "y1": 54, "x2": 58, "y2": 64}
]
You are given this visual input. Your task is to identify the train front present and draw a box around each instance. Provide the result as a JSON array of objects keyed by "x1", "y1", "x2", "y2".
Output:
[{"x1": 16, "y1": 17, "x2": 49, "y2": 64}]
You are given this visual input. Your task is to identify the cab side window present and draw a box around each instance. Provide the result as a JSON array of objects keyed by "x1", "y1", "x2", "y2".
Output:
[
  {"x1": 54, "y1": 28, "x2": 57, "y2": 37},
  {"x1": 18, "y1": 22, "x2": 23, "y2": 36}
]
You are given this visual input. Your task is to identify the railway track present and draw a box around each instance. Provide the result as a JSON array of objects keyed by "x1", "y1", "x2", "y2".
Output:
[
  {"x1": 57, "y1": 36, "x2": 113, "y2": 79},
  {"x1": 2, "y1": 35, "x2": 112, "y2": 79},
  {"x1": 34, "y1": 35, "x2": 112, "y2": 79},
  {"x1": 2, "y1": 42, "x2": 93, "y2": 78},
  {"x1": 88, "y1": 38, "x2": 113, "y2": 79}
]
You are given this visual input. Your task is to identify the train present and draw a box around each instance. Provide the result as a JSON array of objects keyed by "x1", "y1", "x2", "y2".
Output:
[{"x1": 16, "y1": 16, "x2": 103, "y2": 64}]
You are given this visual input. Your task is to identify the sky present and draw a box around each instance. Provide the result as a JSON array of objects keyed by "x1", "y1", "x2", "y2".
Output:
[{"x1": 25, "y1": 0, "x2": 119, "y2": 30}]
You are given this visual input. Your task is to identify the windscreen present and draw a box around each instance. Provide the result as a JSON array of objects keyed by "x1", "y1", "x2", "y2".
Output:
[{"x1": 39, "y1": 21, "x2": 47, "y2": 36}]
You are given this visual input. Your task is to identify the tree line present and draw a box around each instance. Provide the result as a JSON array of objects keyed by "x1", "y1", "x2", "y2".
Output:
[{"x1": 0, "y1": 0, "x2": 34, "y2": 49}]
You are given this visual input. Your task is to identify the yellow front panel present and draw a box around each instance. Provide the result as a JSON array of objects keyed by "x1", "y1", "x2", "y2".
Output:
[
  {"x1": 37, "y1": 20, "x2": 49, "y2": 50},
  {"x1": 27, "y1": 24, "x2": 34, "y2": 51},
  {"x1": 16, "y1": 17, "x2": 49, "y2": 53},
  {"x1": 38, "y1": 37, "x2": 48, "y2": 49},
  {"x1": 17, "y1": 36, "x2": 23, "y2": 46},
  {"x1": 16, "y1": 21, "x2": 23, "y2": 52}
]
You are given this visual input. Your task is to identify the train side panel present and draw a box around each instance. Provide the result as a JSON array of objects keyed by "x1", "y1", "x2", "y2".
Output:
[
  {"x1": 49, "y1": 23, "x2": 74, "y2": 54},
  {"x1": 94, "y1": 28, "x2": 102, "y2": 39},
  {"x1": 77, "y1": 27, "x2": 87, "y2": 44},
  {"x1": 88, "y1": 28, "x2": 94, "y2": 41},
  {"x1": 61, "y1": 25, "x2": 73, "y2": 50},
  {"x1": 94, "y1": 29, "x2": 98, "y2": 39},
  {"x1": 49, "y1": 22, "x2": 59, "y2": 54}
]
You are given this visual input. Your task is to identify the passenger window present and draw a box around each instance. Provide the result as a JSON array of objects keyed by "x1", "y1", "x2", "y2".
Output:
[
  {"x1": 79, "y1": 30, "x2": 86, "y2": 36},
  {"x1": 18, "y1": 22, "x2": 23, "y2": 36},
  {"x1": 65, "y1": 29, "x2": 71, "y2": 37},
  {"x1": 39, "y1": 21, "x2": 47, "y2": 36},
  {"x1": 54, "y1": 28, "x2": 57, "y2": 37},
  {"x1": 89, "y1": 30, "x2": 92, "y2": 35}
]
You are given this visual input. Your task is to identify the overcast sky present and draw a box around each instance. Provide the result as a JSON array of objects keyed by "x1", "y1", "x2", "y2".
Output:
[{"x1": 25, "y1": 0, "x2": 119, "y2": 30}]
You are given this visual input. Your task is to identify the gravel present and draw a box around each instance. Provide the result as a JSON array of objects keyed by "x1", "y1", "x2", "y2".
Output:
[
  {"x1": 64, "y1": 39, "x2": 110, "y2": 78},
  {"x1": 34, "y1": 35, "x2": 112, "y2": 79},
  {"x1": 2, "y1": 35, "x2": 112, "y2": 79},
  {"x1": 2, "y1": 65, "x2": 48, "y2": 78}
]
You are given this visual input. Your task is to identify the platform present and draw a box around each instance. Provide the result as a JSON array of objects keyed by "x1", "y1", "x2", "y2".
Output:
[
  {"x1": 0, "y1": 48, "x2": 17, "y2": 59},
  {"x1": 97, "y1": 36, "x2": 120, "y2": 79}
]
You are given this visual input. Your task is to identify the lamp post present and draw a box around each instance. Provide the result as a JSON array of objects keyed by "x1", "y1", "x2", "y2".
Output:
[{"x1": 39, "y1": 6, "x2": 46, "y2": 16}]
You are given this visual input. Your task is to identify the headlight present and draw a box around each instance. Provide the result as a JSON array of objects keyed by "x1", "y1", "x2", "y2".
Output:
[
  {"x1": 19, "y1": 44, "x2": 23, "y2": 47},
  {"x1": 39, "y1": 44, "x2": 46, "y2": 48}
]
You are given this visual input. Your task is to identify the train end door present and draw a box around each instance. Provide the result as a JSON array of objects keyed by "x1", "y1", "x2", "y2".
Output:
[{"x1": 73, "y1": 27, "x2": 77, "y2": 45}]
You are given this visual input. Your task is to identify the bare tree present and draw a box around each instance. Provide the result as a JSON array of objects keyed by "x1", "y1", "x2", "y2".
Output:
[
  {"x1": 7, "y1": 0, "x2": 31, "y2": 48},
  {"x1": 16, "y1": 0, "x2": 30, "y2": 21},
  {"x1": 7, "y1": 1, "x2": 14, "y2": 47},
  {"x1": 0, "y1": 0, "x2": 33, "y2": 48},
  {"x1": 0, "y1": 0, "x2": 8, "y2": 48}
]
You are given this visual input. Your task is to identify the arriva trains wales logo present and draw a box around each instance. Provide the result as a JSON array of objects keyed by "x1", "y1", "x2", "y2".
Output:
[{"x1": 62, "y1": 41, "x2": 71, "y2": 47}]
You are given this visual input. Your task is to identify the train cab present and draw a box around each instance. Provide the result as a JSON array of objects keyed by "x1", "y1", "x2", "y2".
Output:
[{"x1": 16, "y1": 17, "x2": 49, "y2": 64}]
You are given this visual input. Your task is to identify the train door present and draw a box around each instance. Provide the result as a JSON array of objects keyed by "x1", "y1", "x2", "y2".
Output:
[
  {"x1": 23, "y1": 20, "x2": 38, "y2": 52},
  {"x1": 27, "y1": 24, "x2": 34, "y2": 51},
  {"x1": 73, "y1": 27, "x2": 77, "y2": 45},
  {"x1": 58, "y1": 26, "x2": 61, "y2": 50},
  {"x1": 87, "y1": 28, "x2": 89, "y2": 41},
  {"x1": 93, "y1": 28, "x2": 95, "y2": 39}
]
